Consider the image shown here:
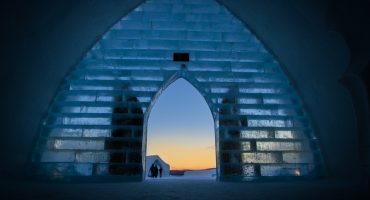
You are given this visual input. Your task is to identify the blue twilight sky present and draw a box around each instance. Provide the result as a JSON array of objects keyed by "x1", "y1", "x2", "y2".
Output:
[{"x1": 146, "y1": 78, "x2": 216, "y2": 170}]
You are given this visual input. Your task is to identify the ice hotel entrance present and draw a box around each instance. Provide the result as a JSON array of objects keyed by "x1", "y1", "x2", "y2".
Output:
[{"x1": 32, "y1": 0, "x2": 322, "y2": 182}]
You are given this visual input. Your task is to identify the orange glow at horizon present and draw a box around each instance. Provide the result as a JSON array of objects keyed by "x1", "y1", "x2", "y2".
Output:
[{"x1": 147, "y1": 139, "x2": 216, "y2": 170}]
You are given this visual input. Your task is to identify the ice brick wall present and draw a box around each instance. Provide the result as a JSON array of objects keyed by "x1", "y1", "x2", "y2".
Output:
[{"x1": 32, "y1": 0, "x2": 322, "y2": 181}]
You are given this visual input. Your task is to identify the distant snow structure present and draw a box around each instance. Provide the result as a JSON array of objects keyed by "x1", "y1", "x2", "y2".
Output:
[{"x1": 146, "y1": 155, "x2": 170, "y2": 178}]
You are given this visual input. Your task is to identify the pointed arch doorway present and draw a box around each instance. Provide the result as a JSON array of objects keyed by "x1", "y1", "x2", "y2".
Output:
[{"x1": 144, "y1": 77, "x2": 217, "y2": 180}]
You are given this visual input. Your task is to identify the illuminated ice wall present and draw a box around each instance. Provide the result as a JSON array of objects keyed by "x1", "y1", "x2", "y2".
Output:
[{"x1": 32, "y1": 0, "x2": 323, "y2": 181}]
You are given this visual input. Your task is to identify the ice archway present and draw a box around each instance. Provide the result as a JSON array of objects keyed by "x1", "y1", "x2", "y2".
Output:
[
  {"x1": 146, "y1": 78, "x2": 216, "y2": 173},
  {"x1": 32, "y1": 0, "x2": 323, "y2": 181}
]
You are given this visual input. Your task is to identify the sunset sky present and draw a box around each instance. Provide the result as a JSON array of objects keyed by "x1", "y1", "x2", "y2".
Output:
[{"x1": 146, "y1": 78, "x2": 216, "y2": 170}]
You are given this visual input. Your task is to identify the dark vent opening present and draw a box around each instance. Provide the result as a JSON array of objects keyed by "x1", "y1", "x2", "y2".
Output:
[{"x1": 173, "y1": 53, "x2": 190, "y2": 62}]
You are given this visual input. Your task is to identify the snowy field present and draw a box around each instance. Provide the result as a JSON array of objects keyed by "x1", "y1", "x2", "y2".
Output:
[
  {"x1": 147, "y1": 169, "x2": 216, "y2": 180},
  {"x1": 1, "y1": 169, "x2": 368, "y2": 200},
  {"x1": 2, "y1": 178, "x2": 368, "y2": 200}
]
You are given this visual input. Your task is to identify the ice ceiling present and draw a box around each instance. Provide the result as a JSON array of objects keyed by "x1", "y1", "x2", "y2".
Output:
[{"x1": 32, "y1": 0, "x2": 323, "y2": 181}]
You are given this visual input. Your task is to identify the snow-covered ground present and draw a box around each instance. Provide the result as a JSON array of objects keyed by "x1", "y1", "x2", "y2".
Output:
[
  {"x1": 3, "y1": 179, "x2": 368, "y2": 200},
  {"x1": 147, "y1": 168, "x2": 216, "y2": 180},
  {"x1": 182, "y1": 169, "x2": 216, "y2": 179}
]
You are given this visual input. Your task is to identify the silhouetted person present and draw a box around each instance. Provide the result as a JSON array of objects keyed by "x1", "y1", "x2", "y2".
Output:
[
  {"x1": 159, "y1": 167, "x2": 163, "y2": 178},
  {"x1": 153, "y1": 165, "x2": 158, "y2": 178},
  {"x1": 149, "y1": 164, "x2": 155, "y2": 178}
]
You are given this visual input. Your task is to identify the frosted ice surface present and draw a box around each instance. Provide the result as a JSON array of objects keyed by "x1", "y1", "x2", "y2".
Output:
[
  {"x1": 256, "y1": 142, "x2": 302, "y2": 151},
  {"x1": 53, "y1": 139, "x2": 105, "y2": 150},
  {"x1": 242, "y1": 153, "x2": 282, "y2": 164},
  {"x1": 41, "y1": 151, "x2": 75, "y2": 162},
  {"x1": 49, "y1": 128, "x2": 83, "y2": 137},
  {"x1": 82, "y1": 129, "x2": 110, "y2": 137},
  {"x1": 241, "y1": 130, "x2": 270, "y2": 139},
  {"x1": 283, "y1": 153, "x2": 314, "y2": 163},
  {"x1": 76, "y1": 152, "x2": 109, "y2": 163},
  {"x1": 260, "y1": 164, "x2": 311, "y2": 176}
]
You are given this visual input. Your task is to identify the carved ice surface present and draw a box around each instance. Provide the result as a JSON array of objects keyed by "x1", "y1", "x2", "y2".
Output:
[
  {"x1": 256, "y1": 141, "x2": 302, "y2": 151},
  {"x1": 32, "y1": 0, "x2": 322, "y2": 181},
  {"x1": 82, "y1": 129, "x2": 111, "y2": 137},
  {"x1": 52, "y1": 139, "x2": 105, "y2": 150}
]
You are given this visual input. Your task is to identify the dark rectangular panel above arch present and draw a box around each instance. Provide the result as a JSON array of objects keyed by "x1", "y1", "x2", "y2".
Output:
[{"x1": 173, "y1": 53, "x2": 190, "y2": 62}]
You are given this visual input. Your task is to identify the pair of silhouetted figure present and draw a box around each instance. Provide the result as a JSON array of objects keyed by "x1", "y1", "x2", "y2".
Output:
[{"x1": 149, "y1": 164, "x2": 163, "y2": 178}]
